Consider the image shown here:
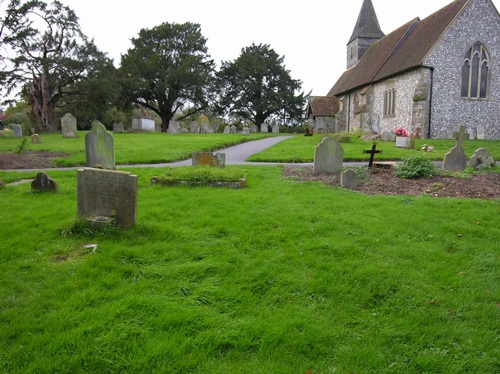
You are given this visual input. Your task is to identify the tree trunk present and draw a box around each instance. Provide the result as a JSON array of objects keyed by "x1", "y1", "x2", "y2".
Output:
[
  {"x1": 29, "y1": 74, "x2": 58, "y2": 132},
  {"x1": 160, "y1": 113, "x2": 173, "y2": 132}
]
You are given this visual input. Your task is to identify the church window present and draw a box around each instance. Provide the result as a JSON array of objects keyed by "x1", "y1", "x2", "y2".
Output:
[
  {"x1": 461, "y1": 42, "x2": 490, "y2": 99},
  {"x1": 384, "y1": 89, "x2": 396, "y2": 116}
]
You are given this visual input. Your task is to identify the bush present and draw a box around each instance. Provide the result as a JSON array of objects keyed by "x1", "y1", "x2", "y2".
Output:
[
  {"x1": 331, "y1": 131, "x2": 352, "y2": 143},
  {"x1": 395, "y1": 155, "x2": 435, "y2": 179}
]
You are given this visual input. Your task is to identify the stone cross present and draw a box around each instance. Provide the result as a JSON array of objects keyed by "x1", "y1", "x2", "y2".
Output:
[
  {"x1": 443, "y1": 126, "x2": 468, "y2": 171},
  {"x1": 454, "y1": 126, "x2": 468, "y2": 147},
  {"x1": 363, "y1": 142, "x2": 382, "y2": 167}
]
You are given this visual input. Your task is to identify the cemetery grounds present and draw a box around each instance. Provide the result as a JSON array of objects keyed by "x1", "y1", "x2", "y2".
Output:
[{"x1": 0, "y1": 133, "x2": 499, "y2": 373}]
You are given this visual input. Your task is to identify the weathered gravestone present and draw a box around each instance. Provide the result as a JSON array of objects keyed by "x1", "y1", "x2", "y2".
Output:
[
  {"x1": 381, "y1": 130, "x2": 395, "y2": 142},
  {"x1": 443, "y1": 126, "x2": 468, "y2": 171},
  {"x1": 85, "y1": 121, "x2": 115, "y2": 169},
  {"x1": 249, "y1": 124, "x2": 258, "y2": 133},
  {"x1": 168, "y1": 120, "x2": 180, "y2": 134},
  {"x1": 200, "y1": 123, "x2": 214, "y2": 133},
  {"x1": 469, "y1": 148, "x2": 495, "y2": 170},
  {"x1": 77, "y1": 168, "x2": 138, "y2": 229},
  {"x1": 113, "y1": 122, "x2": 125, "y2": 133},
  {"x1": 260, "y1": 124, "x2": 268, "y2": 133},
  {"x1": 313, "y1": 137, "x2": 344, "y2": 174},
  {"x1": 223, "y1": 125, "x2": 231, "y2": 134},
  {"x1": 31, "y1": 172, "x2": 57, "y2": 192},
  {"x1": 61, "y1": 113, "x2": 78, "y2": 138},
  {"x1": 190, "y1": 122, "x2": 200, "y2": 133},
  {"x1": 12, "y1": 124, "x2": 22, "y2": 138},
  {"x1": 31, "y1": 133, "x2": 40, "y2": 143},
  {"x1": 230, "y1": 125, "x2": 237, "y2": 134},
  {"x1": 272, "y1": 125, "x2": 280, "y2": 133},
  {"x1": 476, "y1": 125, "x2": 485, "y2": 140},
  {"x1": 192, "y1": 152, "x2": 225, "y2": 167},
  {"x1": 341, "y1": 169, "x2": 358, "y2": 189},
  {"x1": 242, "y1": 126, "x2": 250, "y2": 135}
]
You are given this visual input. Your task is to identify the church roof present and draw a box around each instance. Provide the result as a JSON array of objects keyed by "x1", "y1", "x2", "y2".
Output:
[
  {"x1": 329, "y1": 0, "x2": 469, "y2": 97},
  {"x1": 307, "y1": 96, "x2": 340, "y2": 117},
  {"x1": 348, "y1": 0, "x2": 385, "y2": 44}
]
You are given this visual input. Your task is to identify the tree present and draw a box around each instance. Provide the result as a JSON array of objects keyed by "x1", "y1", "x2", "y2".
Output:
[
  {"x1": 120, "y1": 22, "x2": 215, "y2": 132},
  {"x1": 0, "y1": 0, "x2": 112, "y2": 132},
  {"x1": 215, "y1": 43, "x2": 307, "y2": 129}
]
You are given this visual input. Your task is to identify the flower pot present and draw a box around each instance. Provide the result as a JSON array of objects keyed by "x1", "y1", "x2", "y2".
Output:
[{"x1": 396, "y1": 136, "x2": 411, "y2": 148}]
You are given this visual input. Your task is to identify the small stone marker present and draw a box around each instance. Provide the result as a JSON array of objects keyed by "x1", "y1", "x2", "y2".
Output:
[
  {"x1": 363, "y1": 142, "x2": 382, "y2": 167},
  {"x1": 85, "y1": 121, "x2": 115, "y2": 169},
  {"x1": 192, "y1": 152, "x2": 225, "y2": 167},
  {"x1": 12, "y1": 124, "x2": 22, "y2": 138},
  {"x1": 113, "y1": 122, "x2": 124, "y2": 133},
  {"x1": 31, "y1": 133, "x2": 40, "y2": 143},
  {"x1": 31, "y1": 172, "x2": 57, "y2": 192},
  {"x1": 341, "y1": 169, "x2": 358, "y2": 189},
  {"x1": 469, "y1": 148, "x2": 495, "y2": 169},
  {"x1": 77, "y1": 168, "x2": 138, "y2": 229},
  {"x1": 476, "y1": 125, "x2": 485, "y2": 140},
  {"x1": 61, "y1": 113, "x2": 78, "y2": 138},
  {"x1": 443, "y1": 126, "x2": 468, "y2": 171},
  {"x1": 313, "y1": 137, "x2": 344, "y2": 174}
]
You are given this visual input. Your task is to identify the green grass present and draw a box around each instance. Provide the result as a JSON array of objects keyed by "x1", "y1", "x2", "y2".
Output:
[
  {"x1": 155, "y1": 165, "x2": 246, "y2": 183},
  {"x1": 0, "y1": 166, "x2": 498, "y2": 373},
  {"x1": 0, "y1": 132, "x2": 276, "y2": 167},
  {"x1": 247, "y1": 134, "x2": 500, "y2": 163}
]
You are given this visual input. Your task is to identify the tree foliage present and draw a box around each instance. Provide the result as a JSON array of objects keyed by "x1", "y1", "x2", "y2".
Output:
[
  {"x1": 120, "y1": 22, "x2": 215, "y2": 132},
  {"x1": 0, "y1": 0, "x2": 112, "y2": 132},
  {"x1": 215, "y1": 43, "x2": 307, "y2": 128}
]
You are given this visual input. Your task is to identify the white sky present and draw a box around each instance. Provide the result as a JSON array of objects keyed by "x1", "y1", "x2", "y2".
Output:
[{"x1": 9, "y1": 0, "x2": 500, "y2": 98}]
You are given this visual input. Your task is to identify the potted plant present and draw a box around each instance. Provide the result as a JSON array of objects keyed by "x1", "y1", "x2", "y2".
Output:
[{"x1": 394, "y1": 127, "x2": 410, "y2": 148}]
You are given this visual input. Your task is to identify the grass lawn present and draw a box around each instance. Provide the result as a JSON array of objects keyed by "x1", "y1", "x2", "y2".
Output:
[
  {"x1": 0, "y1": 165, "x2": 498, "y2": 373},
  {"x1": 247, "y1": 134, "x2": 500, "y2": 163}
]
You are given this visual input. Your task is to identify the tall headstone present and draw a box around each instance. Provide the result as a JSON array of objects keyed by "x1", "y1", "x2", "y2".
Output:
[
  {"x1": 61, "y1": 113, "x2": 78, "y2": 138},
  {"x1": 230, "y1": 125, "x2": 237, "y2": 134},
  {"x1": 313, "y1": 137, "x2": 344, "y2": 174},
  {"x1": 77, "y1": 168, "x2": 138, "y2": 229},
  {"x1": 224, "y1": 125, "x2": 231, "y2": 134},
  {"x1": 443, "y1": 126, "x2": 468, "y2": 171},
  {"x1": 31, "y1": 172, "x2": 57, "y2": 192},
  {"x1": 85, "y1": 121, "x2": 115, "y2": 169},
  {"x1": 476, "y1": 125, "x2": 485, "y2": 140},
  {"x1": 260, "y1": 124, "x2": 268, "y2": 133},
  {"x1": 167, "y1": 120, "x2": 180, "y2": 134},
  {"x1": 272, "y1": 125, "x2": 280, "y2": 133},
  {"x1": 12, "y1": 124, "x2": 22, "y2": 138},
  {"x1": 242, "y1": 127, "x2": 250, "y2": 135},
  {"x1": 190, "y1": 122, "x2": 200, "y2": 133},
  {"x1": 250, "y1": 124, "x2": 258, "y2": 133}
]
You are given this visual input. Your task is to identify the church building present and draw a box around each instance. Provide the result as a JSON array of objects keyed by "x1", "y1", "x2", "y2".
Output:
[{"x1": 326, "y1": 0, "x2": 500, "y2": 139}]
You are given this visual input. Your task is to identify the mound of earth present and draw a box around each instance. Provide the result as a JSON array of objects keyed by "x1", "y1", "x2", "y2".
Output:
[
  {"x1": 283, "y1": 166, "x2": 500, "y2": 200},
  {"x1": 0, "y1": 151, "x2": 68, "y2": 170}
]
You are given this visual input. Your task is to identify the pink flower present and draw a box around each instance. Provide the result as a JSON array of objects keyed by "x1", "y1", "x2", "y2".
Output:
[{"x1": 394, "y1": 128, "x2": 407, "y2": 137}]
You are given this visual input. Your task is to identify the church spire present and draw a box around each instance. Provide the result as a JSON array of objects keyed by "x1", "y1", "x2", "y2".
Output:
[{"x1": 347, "y1": 0, "x2": 385, "y2": 69}]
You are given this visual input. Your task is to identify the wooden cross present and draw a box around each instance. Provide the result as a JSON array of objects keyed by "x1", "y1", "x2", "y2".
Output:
[{"x1": 363, "y1": 142, "x2": 383, "y2": 167}]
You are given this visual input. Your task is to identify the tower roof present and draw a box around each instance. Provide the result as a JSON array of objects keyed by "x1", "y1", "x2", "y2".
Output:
[{"x1": 348, "y1": 0, "x2": 385, "y2": 44}]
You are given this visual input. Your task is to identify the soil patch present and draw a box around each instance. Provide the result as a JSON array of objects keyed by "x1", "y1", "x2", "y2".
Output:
[
  {"x1": 283, "y1": 166, "x2": 500, "y2": 200},
  {"x1": 0, "y1": 151, "x2": 68, "y2": 170}
]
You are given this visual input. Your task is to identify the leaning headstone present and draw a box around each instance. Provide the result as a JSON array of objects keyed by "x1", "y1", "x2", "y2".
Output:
[
  {"x1": 31, "y1": 133, "x2": 40, "y2": 144},
  {"x1": 272, "y1": 125, "x2": 280, "y2": 133},
  {"x1": 61, "y1": 113, "x2": 78, "y2": 138},
  {"x1": 31, "y1": 172, "x2": 57, "y2": 192},
  {"x1": 12, "y1": 124, "x2": 22, "y2": 138},
  {"x1": 260, "y1": 124, "x2": 268, "y2": 133},
  {"x1": 476, "y1": 125, "x2": 485, "y2": 140},
  {"x1": 85, "y1": 121, "x2": 115, "y2": 169},
  {"x1": 381, "y1": 130, "x2": 395, "y2": 142},
  {"x1": 77, "y1": 168, "x2": 138, "y2": 229},
  {"x1": 469, "y1": 148, "x2": 495, "y2": 170},
  {"x1": 341, "y1": 169, "x2": 358, "y2": 189},
  {"x1": 250, "y1": 124, "x2": 258, "y2": 133},
  {"x1": 190, "y1": 122, "x2": 200, "y2": 133},
  {"x1": 113, "y1": 122, "x2": 125, "y2": 133},
  {"x1": 192, "y1": 152, "x2": 225, "y2": 167},
  {"x1": 443, "y1": 126, "x2": 468, "y2": 171},
  {"x1": 313, "y1": 137, "x2": 344, "y2": 174}
]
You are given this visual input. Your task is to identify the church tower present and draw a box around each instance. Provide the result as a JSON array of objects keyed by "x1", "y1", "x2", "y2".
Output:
[{"x1": 346, "y1": 0, "x2": 385, "y2": 69}]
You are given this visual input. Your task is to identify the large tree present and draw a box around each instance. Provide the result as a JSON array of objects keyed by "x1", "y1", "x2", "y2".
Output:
[
  {"x1": 0, "y1": 0, "x2": 112, "y2": 132},
  {"x1": 215, "y1": 43, "x2": 307, "y2": 129},
  {"x1": 120, "y1": 22, "x2": 215, "y2": 132}
]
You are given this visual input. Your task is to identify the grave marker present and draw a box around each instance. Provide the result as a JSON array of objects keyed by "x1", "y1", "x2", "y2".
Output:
[
  {"x1": 85, "y1": 121, "x2": 115, "y2": 169},
  {"x1": 31, "y1": 172, "x2": 57, "y2": 192},
  {"x1": 313, "y1": 137, "x2": 344, "y2": 174},
  {"x1": 77, "y1": 168, "x2": 138, "y2": 229},
  {"x1": 443, "y1": 126, "x2": 468, "y2": 171},
  {"x1": 192, "y1": 152, "x2": 225, "y2": 167},
  {"x1": 469, "y1": 148, "x2": 495, "y2": 169},
  {"x1": 31, "y1": 133, "x2": 40, "y2": 143},
  {"x1": 113, "y1": 122, "x2": 125, "y2": 133},
  {"x1": 341, "y1": 169, "x2": 358, "y2": 189},
  {"x1": 61, "y1": 113, "x2": 78, "y2": 138},
  {"x1": 12, "y1": 124, "x2": 22, "y2": 138},
  {"x1": 363, "y1": 142, "x2": 382, "y2": 167}
]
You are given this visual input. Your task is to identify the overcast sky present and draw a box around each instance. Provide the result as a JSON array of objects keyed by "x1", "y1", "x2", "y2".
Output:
[{"x1": 15, "y1": 0, "x2": 500, "y2": 97}]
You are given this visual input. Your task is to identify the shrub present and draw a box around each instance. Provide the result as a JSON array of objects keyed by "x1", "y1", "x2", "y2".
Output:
[
  {"x1": 395, "y1": 155, "x2": 435, "y2": 179},
  {"x1": 332, "y1": 131, "x2": 352, "y2": 143}
]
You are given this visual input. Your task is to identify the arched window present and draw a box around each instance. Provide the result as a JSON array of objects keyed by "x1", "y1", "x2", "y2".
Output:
[{"x1": 461, "y1": 42, "x2": 490, "y2": 99}]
